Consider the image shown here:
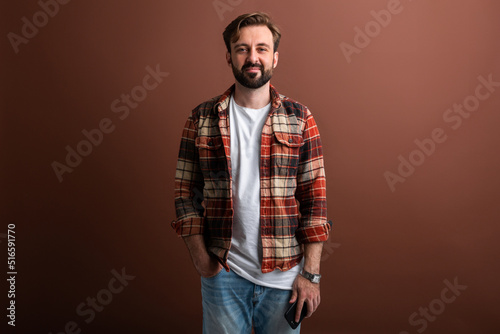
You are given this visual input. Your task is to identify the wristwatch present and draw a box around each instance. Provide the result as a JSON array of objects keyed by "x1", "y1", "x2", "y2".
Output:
[{"x1": 300, "y1": 270, "x2": 321, "y2": 284}]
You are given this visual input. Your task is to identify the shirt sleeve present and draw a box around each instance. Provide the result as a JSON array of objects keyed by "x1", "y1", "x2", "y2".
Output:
[
  {"x1": 294, "y1": 110, "x2": 331, "y2": 244},
  {"x1": 171, "y1": 114, "x2": 205, "y2": 237}
]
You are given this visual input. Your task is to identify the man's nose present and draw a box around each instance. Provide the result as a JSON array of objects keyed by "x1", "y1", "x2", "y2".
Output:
[{"x1": 246, "y1": 48, "x2": 259, "y2": 64}]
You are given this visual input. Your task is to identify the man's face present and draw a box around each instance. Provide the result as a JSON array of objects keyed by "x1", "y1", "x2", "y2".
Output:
[{"x1": 227, "y1": 25, "x2": 279, "y2": 89}]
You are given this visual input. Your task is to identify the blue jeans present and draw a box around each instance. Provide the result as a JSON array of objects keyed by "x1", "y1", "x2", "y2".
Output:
[{"x1": 201, "y1": 269, "x2": 301, "y2": 334}]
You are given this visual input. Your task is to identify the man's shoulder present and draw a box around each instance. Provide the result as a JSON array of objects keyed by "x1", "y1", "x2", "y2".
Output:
[
  {"x1": 192, "y1": 95, "x2": 221, "y2": 117},
  {"x1": 278, "y1": 93, "x2": 312, "y2": 120},
  {"x1": 190, "y1": 86, "x2": 233, "y2": 119}
]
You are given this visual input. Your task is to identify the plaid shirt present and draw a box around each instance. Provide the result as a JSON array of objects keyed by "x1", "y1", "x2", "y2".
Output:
[{"x1": 172, "y1": 84, "x2": 330, "y2": 273}]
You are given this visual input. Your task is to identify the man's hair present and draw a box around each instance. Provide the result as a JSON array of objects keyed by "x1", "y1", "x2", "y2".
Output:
[{"x1": 223, "y1": 12, "x2": 281, "y2": 53}]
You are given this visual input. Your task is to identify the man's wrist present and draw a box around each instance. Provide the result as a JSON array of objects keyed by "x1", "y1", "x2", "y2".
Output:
[{"x1": 300, "y1": 269, "x2": 321, "y2": 284}]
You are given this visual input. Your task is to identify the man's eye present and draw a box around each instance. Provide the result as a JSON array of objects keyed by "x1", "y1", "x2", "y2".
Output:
[{"x1": 237, "y1": 48, "x2": 247, "y2": 52}]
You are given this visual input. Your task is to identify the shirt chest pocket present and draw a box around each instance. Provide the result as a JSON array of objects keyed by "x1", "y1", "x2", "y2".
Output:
[
  {"x1": 272, "y1": 132, "x2": 304, "y2": 177},
  {"x1": 195, "y1": 136, "x2": 227, "y2": 174}
]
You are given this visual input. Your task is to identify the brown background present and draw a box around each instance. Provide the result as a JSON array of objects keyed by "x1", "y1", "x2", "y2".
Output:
[{"x1": 2, "y1": 0, "x2": 500, "y2": 333}]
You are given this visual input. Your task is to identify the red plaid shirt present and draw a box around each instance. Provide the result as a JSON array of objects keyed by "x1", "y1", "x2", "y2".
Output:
[{"x1": 172, "y1": 84, "x2": 330, "y2": 273}]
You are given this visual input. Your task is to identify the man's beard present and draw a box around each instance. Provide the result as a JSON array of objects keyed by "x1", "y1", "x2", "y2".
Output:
[{"x1": 231, "y1": 62, "x2": 273, "y2": 89}]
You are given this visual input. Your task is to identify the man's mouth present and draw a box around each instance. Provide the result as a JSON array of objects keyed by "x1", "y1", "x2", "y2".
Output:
[
  {"x1": 245, "y1": 67, "x2": 261, "y2": 73},
  {"x1": 243, "y1": 64, "x2": 262, "y2": 73}
]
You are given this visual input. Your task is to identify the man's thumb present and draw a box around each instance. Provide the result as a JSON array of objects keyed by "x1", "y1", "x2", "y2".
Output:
[{"x1": 289, "y1": 290, "x2": 297, "y2": 303}]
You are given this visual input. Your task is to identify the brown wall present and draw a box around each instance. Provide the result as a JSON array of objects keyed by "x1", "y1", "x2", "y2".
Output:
[{"x1": 2, "y1": 0, "x2": 500, "y2": 333}]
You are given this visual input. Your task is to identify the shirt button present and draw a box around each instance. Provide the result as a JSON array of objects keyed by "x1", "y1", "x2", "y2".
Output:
[
  {"x1": 208, "y1": 141, "x2": 213, "y2": 146},
  {"x1": 288, "y1": 138, "x2": 293, "y2": 143}
]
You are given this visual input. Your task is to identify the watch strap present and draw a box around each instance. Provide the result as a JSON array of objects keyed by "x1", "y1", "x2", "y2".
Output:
[{"x1": 300, "y1": 269, "x2": 321, "y2": 283}]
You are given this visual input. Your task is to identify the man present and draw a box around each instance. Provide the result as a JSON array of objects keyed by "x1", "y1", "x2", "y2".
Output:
[{"x1": 172, "y1": 12, "x2": 331, "y2": 334}]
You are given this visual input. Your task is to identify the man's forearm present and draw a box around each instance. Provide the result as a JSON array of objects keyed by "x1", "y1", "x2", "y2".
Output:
[
  {"x1": 183, "y1": 234, "x2": 210, "y2": 266},
  {"x1": 182, "y1": 234, "x2": 222, "y2": 277},
  {"x1": 302, "y1": 242, "x2": 324, "y2": 274}
]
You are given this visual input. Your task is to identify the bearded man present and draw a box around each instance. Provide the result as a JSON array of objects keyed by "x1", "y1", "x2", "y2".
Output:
[{"x1": 172, "y1": 12, "x2": 331, "y2": 334}]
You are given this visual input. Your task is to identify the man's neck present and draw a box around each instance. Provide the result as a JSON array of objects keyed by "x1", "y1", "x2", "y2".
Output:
[{"x1": 233, "y1": 82, "x2": 271, "y2": 109}]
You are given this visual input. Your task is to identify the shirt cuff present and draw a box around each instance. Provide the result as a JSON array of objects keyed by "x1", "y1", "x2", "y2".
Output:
[{"x1": 295, "y1": 220, "x2": 331, "y2": 244}]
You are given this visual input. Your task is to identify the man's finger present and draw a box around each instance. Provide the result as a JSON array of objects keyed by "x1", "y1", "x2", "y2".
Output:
[
  {"x1": 295, "y1": 299, "x2": 305, "y2": 323},
  {"x1": 306, "y1": 299, "x2": 314, "y2": 317}
]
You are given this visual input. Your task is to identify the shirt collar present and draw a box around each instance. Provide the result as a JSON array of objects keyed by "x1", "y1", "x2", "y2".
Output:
[{"x1": 216, "y1": 84, "x2": 282, "y2": 115}]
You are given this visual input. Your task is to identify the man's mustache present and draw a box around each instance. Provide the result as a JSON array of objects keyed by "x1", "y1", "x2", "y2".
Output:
[{"x1": 242, "y1": 63, "x2": 263, "y2": 70}]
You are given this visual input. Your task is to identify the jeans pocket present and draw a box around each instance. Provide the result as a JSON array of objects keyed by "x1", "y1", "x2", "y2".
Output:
[{"x1": 201, "y1": 268, "x2": 224, "y2": 280}]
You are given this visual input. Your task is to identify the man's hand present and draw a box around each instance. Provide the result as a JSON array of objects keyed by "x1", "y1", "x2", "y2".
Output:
[
  {"x1": 289, "y1": 274, "x2": 320, "y2": 322},
  {"x1": 195, "y1": 252, "x2": 223, "y2": 278},
  {"x1": 183, "y1": 235, "x2": 223, "y2": 278},
  {"x1": 289, "y1": 241, "x2": 324, "y2": 322}
]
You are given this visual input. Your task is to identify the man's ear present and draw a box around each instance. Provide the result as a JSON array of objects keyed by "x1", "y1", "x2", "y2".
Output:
[
  {"x1": 226, "y1": 52, "x2": 232, "y2": 66},
  {"x1": 273, "y1": 51, "x2": 279, "y2": 69}
]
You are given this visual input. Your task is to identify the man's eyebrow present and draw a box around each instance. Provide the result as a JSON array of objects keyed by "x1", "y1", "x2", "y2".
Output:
[
  {"x1": 256, "y1": 43, "x2": 271, "y2": 48},
  {"x1": 233, "y1": 43, "x2": 249, "y2": 49}
]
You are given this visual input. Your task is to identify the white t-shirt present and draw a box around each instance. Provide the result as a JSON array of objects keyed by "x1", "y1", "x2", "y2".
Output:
[{"x1": 227, "y1": 95, "x2": 301, "y2": 290}]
